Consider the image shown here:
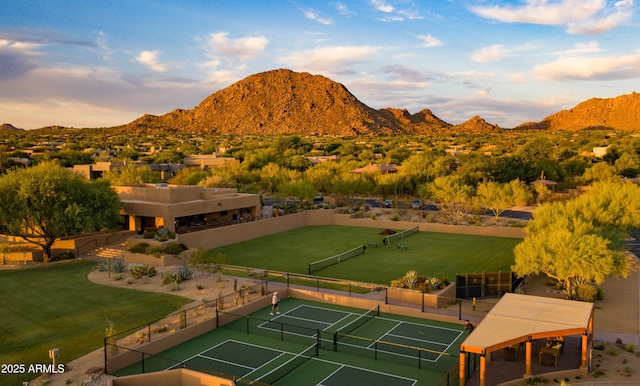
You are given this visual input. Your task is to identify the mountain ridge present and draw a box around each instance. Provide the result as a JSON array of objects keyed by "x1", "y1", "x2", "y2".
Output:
[{"x1": 6, "y1": 69, "x2": 640, "y2": 134}]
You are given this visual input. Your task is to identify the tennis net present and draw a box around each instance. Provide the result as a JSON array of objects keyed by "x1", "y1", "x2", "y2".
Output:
[
  {"x1": 333, "y1": 333, "x2": 457, "y2": 372},
  {"x1": 334, "y1": 304, "x2": 380, "y2": 344},
  {"x1": 384, "y1": 225, "x2": 419, "y2": 245},
  {"x1": 308, "y1": 244, "x2": 366, "y2": 274}
]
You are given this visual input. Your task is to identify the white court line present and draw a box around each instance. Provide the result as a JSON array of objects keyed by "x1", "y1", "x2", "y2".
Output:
[
  {"x1": 313, "y1": 359, "x2": 417, "y2": 386},
  {"x1": 386, "y1": 333, "x2": 450, "y2": 348},
  {"x1": 378, "y1": 314, "x2": 462, "y2": 334},
  {"x1": 240, "y1": 352, "x2": 289, "y2": 380}
]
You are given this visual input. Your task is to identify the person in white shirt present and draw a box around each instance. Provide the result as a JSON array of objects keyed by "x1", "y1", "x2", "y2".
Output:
[{"x1": 270, "y1": 292, "x2": 280, "y2": 315}]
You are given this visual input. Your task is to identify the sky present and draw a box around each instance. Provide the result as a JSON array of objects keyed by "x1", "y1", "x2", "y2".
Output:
[{"x1": 0, "y1": 0, "x2": 638, "y2": 130}]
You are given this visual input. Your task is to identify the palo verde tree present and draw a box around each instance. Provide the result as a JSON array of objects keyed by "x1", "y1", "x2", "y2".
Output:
[
  {"x1": 0, "y1": 161, "x2": 122, "y2": 262},
  {"x1": 512, "y1": 181, "x2": 640, "y2": 300},
  {"x1": 475, "y1": 179, "x2": 532, "y2": 224},
  {"x1": 423, "y1": 175, "x2": 475, "y2": 224}
]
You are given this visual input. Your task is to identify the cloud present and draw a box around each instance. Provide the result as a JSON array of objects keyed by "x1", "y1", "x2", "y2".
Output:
[
  {"x1": 470, "y1": 0, "x2": 634, "y2": 35},
  {"x1": 382, "y1": 65, "x2": 432, "y2": 83},
  {"x1": 416, "y1": 34, "x2": 443, "y2": 47},
  {"x1": 303, "y1": 9, "x2": 333, "y2": 25},
  {"x1": 533, "y1": 50, "x2": 640, "y2": 80},
  {"x1": 278, "y1": 45, "x2": 381, "y2": 73},
  {"x1": 554, "y1": 41, "x2": 601, "y2": 55},
  {"x1": 370, "y1": 0, "x2": 394, "y2": 13},
  {"x1": 201, "y1": 32, "x2": 269, "y2": 62},
  {"x1": 136, "y1": 50, "x2": 169, "y2": 72},
  {"x1": 369, "y1": 0, "x2": 423, "y2": 21},
  {"x1": 470, "y1": 44, "x2": 510, "y2": 63},
  {"x1": 335, "y1": 2, "x2": 354, "y2": 16},
  {"x1": 0, "y1": 39, "x2": 39, "y2": 79}
]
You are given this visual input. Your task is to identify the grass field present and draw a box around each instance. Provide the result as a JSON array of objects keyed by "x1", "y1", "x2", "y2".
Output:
[
  {"x1": 0, "y1": 260, "x2": 188, "y2": 385},
  {"x1": 214, "y1": 225, "x2": 521, "y2": 284}
]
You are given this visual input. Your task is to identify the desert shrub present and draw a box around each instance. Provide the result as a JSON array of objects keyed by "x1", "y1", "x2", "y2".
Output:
[
  {"x1": 595, "y1": 287, "x2": 604, "y2": 300},
  {"x1": 576, "y1": 283, "x2": 598, "y2": 302},
  {"x1": 428, "y1": 277, "x2": 442, "y2": 290},
  {"x1": 96, "y1": 259, "x2": 109, "y2": 272},
  {"x1": 58, "y1": 251, "x2": 75, "y2": 260},
  {"x1": 128, "y1": 243, "x2": 149, "y2": 254},
  {"x1": 147, "y1": 246, "x2": 165, "y2": 257},
  {"x1": 164, "y1": 243, "x2": 187, "y2": 255},
  {"x1": 162, "y1": 273, "x2": 180, "y2": 285},
  {"x1": 467, "y1": 215, "x2": 482, "y2": 226},
  {"x1": 131, "y1": 264, "x2": 157, "y2": 279},
  {"x1": 177, "y1": 265, "x2": 193, "y2": 281},
  {"x1": 402, "y1": 271, "x2": 419, "y2": 289},
  {"x1": 169, "y1": 281, "x2": 180, "y2": 291},
  {"x1": 112, "y1": 259, "x2": 126, "y2": 273},
  {"x1": 625, "y1": 344, "x2": 636, "y2": 353},
  {"x1": 143, "y1": 231, "x2": 156, "y2": 239}
]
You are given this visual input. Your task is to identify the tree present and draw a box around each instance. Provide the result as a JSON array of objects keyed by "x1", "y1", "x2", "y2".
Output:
[
  {"x1": 423, "y1": 175, "x2": 475, "y2": 224},
  {"x1": 476, "y1": 179, "x2": 532, "y2": 224},
  {"x1": 0, "y1": 161, "x2": 122, "y2": 261},
  {"x1": 276, "y1": 180, "x2": 318, "y2": 208},
  {"x1": 102, "y1": 162, "x2": 162, "y2": 185},
  {"x1": 512, "y1": 182, "x2": 640, "y2": 299},
  {"x1": 188, "y1": 246, "x2": 225, "y2": 289}
]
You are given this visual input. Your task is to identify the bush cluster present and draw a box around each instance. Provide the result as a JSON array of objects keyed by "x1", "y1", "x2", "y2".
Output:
[
  {"x1": 127, "y1": 242, "x2": 188, "y2": 257},
  {"x1": 390, "y1": 270, "x2": 450, "y2": 292},
  {"x1": 161, "y1": 265, "x2": 192, "y2": 285},
  {"x1": 143, "y1": 227, "x2": 176, "y2": 241},
  {"x1": 130, "y1": 264, "x2": 157, "y2": 279}
]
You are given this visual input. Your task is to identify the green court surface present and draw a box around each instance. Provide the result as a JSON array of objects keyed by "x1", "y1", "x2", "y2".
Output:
[
  {"x1": 216, "y1": 225, "x2": 519, "y2": 283},
  {"x1": 114, "y1": 298, "x2": 465, "y2": 385}
]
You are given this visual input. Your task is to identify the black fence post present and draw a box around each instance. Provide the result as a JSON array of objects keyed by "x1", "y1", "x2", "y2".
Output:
[
  {"x1": 103, "y1": 337, "x2": 108, "y2": 374},
  {"x1": 458, "y1": 299, "x2": 462, "y2": 320}
]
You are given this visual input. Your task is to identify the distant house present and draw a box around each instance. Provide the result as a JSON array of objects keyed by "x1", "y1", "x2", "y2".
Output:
[
  {"x1": 307, "y1": 155, "x2": 341, "y2": 164},
  {"x1": 183, "y1": 153, "x2": 240, "y2": 169},
  {"x1": 350, "y1": 163, "x2": 400, "y2": 174},
  {"x1": 592, "y1": 146, "x2": 609, "y2": 158},
  {"x1": 113, "y1": 184, "x2": 261, "y2": 234}
]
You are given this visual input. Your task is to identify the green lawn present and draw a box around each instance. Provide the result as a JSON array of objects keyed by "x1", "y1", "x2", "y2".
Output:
[
  {"x1": 214, "y1": 225, "x2": 521, "y2": 284},
  {"x1": 0, "y1": 260, "x2": 187, "y2": 385}
]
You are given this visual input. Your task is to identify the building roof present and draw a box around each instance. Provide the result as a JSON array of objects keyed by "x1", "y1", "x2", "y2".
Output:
[{"x1": 460, "y1": 293, "x2": 594, "y2": 354}]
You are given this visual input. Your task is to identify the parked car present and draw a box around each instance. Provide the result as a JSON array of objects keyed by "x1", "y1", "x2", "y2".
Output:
[
  {"x1": 383, "y1": 199, "x2": 393, "y2": 208},
  {"x1": 411, "y1": 199, "x2": 421, "y2": 209}
]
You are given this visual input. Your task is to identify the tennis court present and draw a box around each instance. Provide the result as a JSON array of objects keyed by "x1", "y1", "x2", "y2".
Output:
[{"x1": 114, "y1": 298, "x2": 465, "y2": 385}]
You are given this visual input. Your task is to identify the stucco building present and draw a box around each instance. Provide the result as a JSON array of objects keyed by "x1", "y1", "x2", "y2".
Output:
[{"x1": 114, "y1": 184, "x2": 261, "y2": 234}]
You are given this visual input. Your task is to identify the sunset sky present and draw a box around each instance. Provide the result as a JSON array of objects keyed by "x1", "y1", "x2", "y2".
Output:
[{"x1": 1, "y1": 0, "x2": 638, "y2": 130}]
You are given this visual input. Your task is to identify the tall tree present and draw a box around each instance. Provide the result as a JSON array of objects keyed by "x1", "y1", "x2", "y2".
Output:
[
  {"x1": 512, "y1": 182, "x2": 640, "y2": 299},
  {"x1": 0, "y1": 161, "x2": 122, "y2": 261},
  {"x1": 423, "y1": 175, "x2": 475, "y2": 224},
  {"x1": 476, "y1": 179, "x2": 532, "y2": 224}
]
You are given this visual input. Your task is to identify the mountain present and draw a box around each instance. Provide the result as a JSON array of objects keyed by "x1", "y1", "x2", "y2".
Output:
[
  {"x1": 122, "y1": 69, "x2": 461, "y2": 135},
  {"x1": 452, "y1": 116, "x2": 500, "y2": 133},
  {"x1": 0, "y1": 123, "x2": 23, "y2": 131},
  {"x1": 517, "y1": 92, "x2": 640, "y2": 131}
]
